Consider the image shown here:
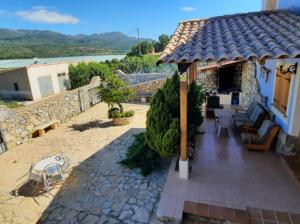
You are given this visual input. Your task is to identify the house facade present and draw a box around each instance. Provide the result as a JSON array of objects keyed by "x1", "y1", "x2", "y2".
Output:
[
  {"x1": 0, "y1": 63, "x2": 71, "y2": 101},
  {"x1": 158, "y1": 1, "x2": 300, "y2": 179}
]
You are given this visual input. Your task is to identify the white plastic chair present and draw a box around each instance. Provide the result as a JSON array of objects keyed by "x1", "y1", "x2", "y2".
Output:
[{"x1": 216, "y1": 116, "x2": 232, "y2": 137}]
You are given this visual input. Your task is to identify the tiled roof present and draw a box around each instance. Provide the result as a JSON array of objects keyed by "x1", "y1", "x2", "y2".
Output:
[{"x1": 158, "y1": 10, "x2": 300, "y2": 64}]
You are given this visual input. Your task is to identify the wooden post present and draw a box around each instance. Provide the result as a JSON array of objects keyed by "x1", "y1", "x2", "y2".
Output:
[
  {"x1": 180, "y1": 74, "x2": 188, "y2": 161},
  {"x1": 188, "y1": 62, "x2": 197, "y2": 84}
]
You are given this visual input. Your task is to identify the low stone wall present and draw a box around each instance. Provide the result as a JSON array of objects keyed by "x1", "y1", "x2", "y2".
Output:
[
  {"x1": 129, "y1": 78, "x2": 167, "y2": 101},
  {"x1": 0, "y1": 77, "x2": 101, "y2": 151},
  {"x1": 118, "y1": 73, "x2": 171, "y2": 85}
]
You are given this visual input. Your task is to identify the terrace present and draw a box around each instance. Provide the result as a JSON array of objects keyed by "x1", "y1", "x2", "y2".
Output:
[{"x1": 157, "y1": 115, "x2": 300, "y2": 223}]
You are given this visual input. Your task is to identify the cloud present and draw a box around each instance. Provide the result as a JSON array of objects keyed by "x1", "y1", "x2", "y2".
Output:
[
  {"x1": 15, "y1": 8, "x2": 79, "y2": 24},
  {"x1": 181, "y1": 6, "x2": 196, "y2": 12},
  {"x1": 0, "y1": 10, "x2": 7, "y2": 15}
]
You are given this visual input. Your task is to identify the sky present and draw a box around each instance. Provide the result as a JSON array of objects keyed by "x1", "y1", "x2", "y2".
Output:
[{"x1": 0, "y1": 0, "x2": 261, "y2": 40}]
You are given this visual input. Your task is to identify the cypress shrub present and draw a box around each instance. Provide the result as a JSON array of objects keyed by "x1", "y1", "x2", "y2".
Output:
[
  {"x1": 145, "y1": 73, "x2": 180, "y2": 157},
  {"x1": 120, "y1": 132, "x2": 160, "y2": 176},
  {"x1": 188, "y1": 81, "x2": 206, "y2": 131}
]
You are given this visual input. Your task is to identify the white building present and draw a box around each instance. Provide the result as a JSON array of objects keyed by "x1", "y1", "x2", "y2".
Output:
[{"x1": 0, "y1": 63, "x2": 70, "y2": 101}]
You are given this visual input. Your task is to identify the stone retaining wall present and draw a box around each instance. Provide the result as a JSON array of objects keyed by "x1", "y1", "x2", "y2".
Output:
[
  {"x1": 118, "y1": 73, "x2": 171, "y2": 85},
  {"x1": 0, "y1": 77, "x2": 101, "y2": 151},
  {"x1": 130, "y1": 78, "x2": 167, "y2": 101},
  {"x1": 0, "y1": 76, "x2": 166, "y2": 152}
]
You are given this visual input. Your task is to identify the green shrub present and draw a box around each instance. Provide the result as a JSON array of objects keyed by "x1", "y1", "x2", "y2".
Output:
[
  {"x1": 120, "y1": 132, "x2": 160, "y2": 176},
  {"x1": 108, "y1": 108, "x2": 135, "y2": 119},
  {"x1": 69, "y1": 62, "x2": 112, "y2": 89},
  {"x1": 145, "y1": 73, "x2": 181, "y2": 157},
  {"x1": 188, "y1": 81, "x2": 206, "y2": 132},
  {"x1": 98, "y1": 74, "x2": 134, "y2": 113}
]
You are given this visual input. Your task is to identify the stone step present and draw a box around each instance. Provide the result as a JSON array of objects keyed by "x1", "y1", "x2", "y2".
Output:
[
  {"x1": 247, "y1": 207, "x2": 300, "y2": 224},
  {"x1": 182, "y1": 201, "x2": 249, "y2": 224}
]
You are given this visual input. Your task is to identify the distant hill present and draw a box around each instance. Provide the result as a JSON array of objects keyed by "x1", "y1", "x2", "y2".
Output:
[{"x1": 0, "y1": 29, "x2": 153, "y2": 59}]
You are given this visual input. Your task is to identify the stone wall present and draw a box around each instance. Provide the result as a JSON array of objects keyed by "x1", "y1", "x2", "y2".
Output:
[
  {"x1": 117, "y1": 73, "x2": 171, "y2": 85},
  {"x1": 197, "y1": 62, "x2": 218, "y2": 90},
  {"x1": 0, "y1": 75, "x2": 167, "y2": 152},
  {"x1": 0, "y1": 77, "x2": 101, "y2": 151},
  {"x1": 240, "y1": 61, "x2": 260, "y2": 107},
  {"x1": 129, "y1": 78, "x2": 166, "y2": 101}
]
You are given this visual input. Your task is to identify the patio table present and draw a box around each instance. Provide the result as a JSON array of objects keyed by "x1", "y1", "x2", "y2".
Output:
[{"x1": 29, "y1": 154, "x2": 67, "y2": 191}]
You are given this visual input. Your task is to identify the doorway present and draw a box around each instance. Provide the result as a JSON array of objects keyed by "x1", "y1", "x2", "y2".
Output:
[{"x1": 0, "y1": 131, "x2": 5, "y2": 154}]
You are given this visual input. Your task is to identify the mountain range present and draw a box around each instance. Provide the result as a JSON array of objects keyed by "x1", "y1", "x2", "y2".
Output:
[{"x1": 0, "y1": 28, "x2": 152, "y2": 59}]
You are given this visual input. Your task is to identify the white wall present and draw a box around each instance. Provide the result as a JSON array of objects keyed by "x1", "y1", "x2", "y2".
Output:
[
  {"x1": 256, "y1": 58, "x2": 300, "y2": 136},
  {"x1": 0, "y1": 68, "x2": 33, "y2": 100},
  {"x1": 27, "y1": 63, "x2": 70, "y2": 100}
]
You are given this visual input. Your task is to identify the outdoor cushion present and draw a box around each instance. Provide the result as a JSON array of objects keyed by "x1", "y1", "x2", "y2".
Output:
[
  {"x1": 241, "y1": 133, "x2": 266, "y2": 145},
  {"x1": 235, "y1": 120, "x2": 255, "y2": 128},
  {"x1": 257, "y1": 120, "x2": 274, "y2": 138},
  {"x1": 249, "y1": 105, "x2": 264, "y2": 122},
  {"x1": 232, "y1": 102, "x2": 257, "y2": 118},
  {"x1": 233, "y1": 116, "x2": 252, "y2": 122}
]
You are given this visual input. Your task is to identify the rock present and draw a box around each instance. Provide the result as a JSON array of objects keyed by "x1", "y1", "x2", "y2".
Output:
[
  {"x1": 132, "y1": 207, "x2": 150, "y2": 223},
  {"x1": 83, "y1": 214, "x2": 99, "y2": 224},
  {"x1": 119, "y1": 210, "x2": 133, "y2": 220},
  {"x1": 140, "y1": 183, "x2": 148, "y2": 190},
  {"x1": 128, "y1": 197, "x2": 137, "y2": 204}
]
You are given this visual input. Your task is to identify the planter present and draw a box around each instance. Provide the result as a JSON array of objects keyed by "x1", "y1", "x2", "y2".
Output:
[{"x1": 113, "y1": 116, "x2": 133, "y2": 126}]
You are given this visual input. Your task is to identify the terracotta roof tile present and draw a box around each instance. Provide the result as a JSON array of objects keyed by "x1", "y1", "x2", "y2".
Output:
[{"x1": 158, "y1": 10, "x2": 300, "y2": 64}]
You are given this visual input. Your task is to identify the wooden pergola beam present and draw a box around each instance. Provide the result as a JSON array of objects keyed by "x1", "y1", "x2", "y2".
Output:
[
  {"x1": 188, "y1": 62, "x2": 198, "y2": 84},
  {"x1": 180, "y1": 74, "x2": 188, "y2": 161}
]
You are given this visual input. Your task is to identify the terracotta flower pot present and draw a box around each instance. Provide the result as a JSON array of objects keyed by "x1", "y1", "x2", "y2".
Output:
[{"x1": 112, "y1": 116, "x2": 133, "y2": 126}]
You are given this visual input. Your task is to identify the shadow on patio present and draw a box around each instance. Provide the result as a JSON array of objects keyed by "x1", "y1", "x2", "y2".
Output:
[
  {"x1": 157, "y1": 118, "x2": 300, "y2": 222},
  {"x1": 34, "y1": 128, "x2": 170, "y2": 224}
]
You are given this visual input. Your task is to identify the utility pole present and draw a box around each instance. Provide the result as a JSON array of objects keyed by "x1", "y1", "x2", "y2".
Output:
[{"x1": 137, "y1": 28, "x2": 141, "y2": 56}]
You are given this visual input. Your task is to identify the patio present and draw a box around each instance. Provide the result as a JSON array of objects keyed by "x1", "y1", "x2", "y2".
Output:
[{"x1": 157, "y1": 116, "x2": 300, "y2": 222}]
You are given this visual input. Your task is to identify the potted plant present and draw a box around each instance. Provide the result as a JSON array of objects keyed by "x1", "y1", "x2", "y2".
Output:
[{"x1": 99, "y1": 74, "x2": 135, "y2": 125}]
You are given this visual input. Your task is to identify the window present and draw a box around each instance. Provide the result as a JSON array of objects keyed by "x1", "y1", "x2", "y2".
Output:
[
  {"x1": 14, "y1": 83, "x2": 19, "y2": 91},
  {"x1": 57, "y1": 73, "x2": 66, "y2": 77},
  {"x1": 273, "y1": 64, "x2": 293, "y2": 116}
]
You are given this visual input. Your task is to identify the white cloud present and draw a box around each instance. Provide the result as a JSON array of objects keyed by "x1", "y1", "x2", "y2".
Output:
[
  {"x1": 15, "y1": 8, "x2": 79, "y2": 24},
  {"x1": 181, "y1": 6, "x2": 196, "y2": 12}
]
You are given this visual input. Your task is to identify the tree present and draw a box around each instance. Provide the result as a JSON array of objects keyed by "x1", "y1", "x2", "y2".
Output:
[
  {"x1": 127, "y1": 41, "x2": 154, "y2": 56},
  {"x1": 98, "y1": 75, "x2": 134, "y2": 113},
  {"x1": 154, "y1": 34, "x2": 170, "y2": 52},
  {"x1": 69, "y1": 62, "x2": 112, "y2": 89}
]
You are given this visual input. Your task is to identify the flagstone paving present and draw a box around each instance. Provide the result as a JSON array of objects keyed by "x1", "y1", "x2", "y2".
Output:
[{"x1": 0, "y1": 103, "x2": 170, "y2": 224}]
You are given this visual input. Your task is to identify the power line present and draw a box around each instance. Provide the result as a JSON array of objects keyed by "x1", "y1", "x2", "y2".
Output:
[{"x1": 137, "y1": 27, "x2": 141, "y2": 56}]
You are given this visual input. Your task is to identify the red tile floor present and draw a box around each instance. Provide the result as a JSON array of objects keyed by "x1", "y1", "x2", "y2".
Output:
[{"x1": 157, "y1": 118, "x2": 300, "y2": 222}]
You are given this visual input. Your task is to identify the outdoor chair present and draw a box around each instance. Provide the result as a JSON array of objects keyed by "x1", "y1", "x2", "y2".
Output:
[
  {"x1": 233, "y1": 104, "x2": 268, "y2": 131},
  {"x1": 241, "y1": 120, "x2": 279, "y2": 152},
  {"x1": 42, "y1": 163, "x2": 64, "y2": 192},
  {"x1": 216, "y1": 116, "x2": 232, "y2": 137}
]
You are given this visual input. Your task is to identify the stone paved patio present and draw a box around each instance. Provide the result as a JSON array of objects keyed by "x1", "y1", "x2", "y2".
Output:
[{"x1": 0, "y1": 103, "x2": 170, "y2": 224}]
